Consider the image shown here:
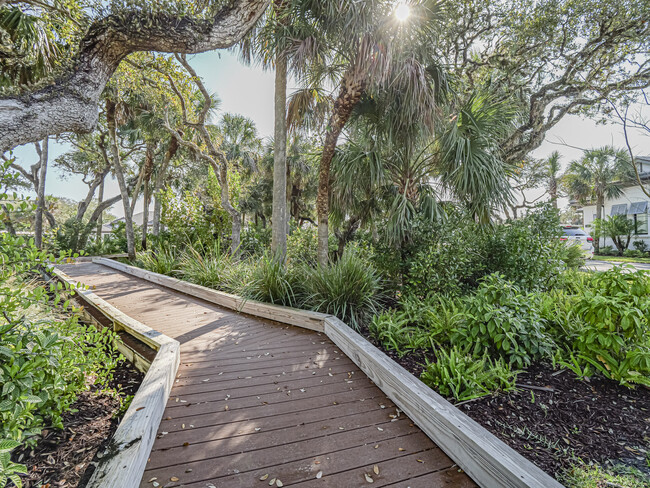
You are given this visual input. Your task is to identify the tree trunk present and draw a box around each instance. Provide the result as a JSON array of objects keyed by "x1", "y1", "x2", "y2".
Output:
[
  {"x1": 216, "y1": 163, "x2": 242, "y2": 256},
  {"x1": 595, "y1": 193, "x2": 604, "y2": 254},
  {"x1": 141, "y1": 142, "x2": 155, "y2": 250},
  {"x1": 0, "y1": 0, "x2": 271, "y2": 153},
  {"x1": 549, "y1": 177, "x2": 558, "y2": 208},
  {"x1": 34, "y1": 137, "x2": 48, "y2": 249},
  {"x1": 142, "y1": 180, "x2": 150, "y2": 250},
  {"x1": 316, "y1": 72, "x2": 365, "y2": 266},
  {"x1": 106, "y1": 99, "x2": 136, "y2": 260},
  {"x1": 271, "y1": 49, "x2": 288, "y2": 259},
  {"x1": 153, "y1": 195, "x2": 163, "y2": 235},
  {"x1": 1, "y1": 204, "x2": 17, "y2": 235},
  {"x1": 96, "y1": 178, "x2": 104, "y2": 243},
  {"x1": 152, "y1": 138, "x2": 178, "y2": 236},
  {"x1": 77, "y1": 194, "x2": 121, "y2": 251}
]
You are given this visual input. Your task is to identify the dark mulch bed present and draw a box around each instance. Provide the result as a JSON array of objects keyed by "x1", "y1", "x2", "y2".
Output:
[
  {"x1": 365, "y1": 331, "x2": 650, "y2": 480},
  {"x1": 13, "y1": 359, "x2": 143, "y2": 488},
  {"x1": 459, "y1": 363, "x2": 650, "y2": 478}
]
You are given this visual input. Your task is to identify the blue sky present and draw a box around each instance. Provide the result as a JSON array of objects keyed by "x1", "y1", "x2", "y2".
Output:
[{"x1": 8, "y1": 50, "x2": 649, "y2": 217}]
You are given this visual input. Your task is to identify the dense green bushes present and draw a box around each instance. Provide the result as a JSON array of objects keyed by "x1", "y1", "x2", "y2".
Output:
[
  {"x1": 566, "y1": 268, "x2": 650, "y2": 386},
  {"x1": 1, "y1": 234, "x2": 120, "y2": 483},
  {"x1": 382, "y1": 206, "x2": 572, "y2": 298}
]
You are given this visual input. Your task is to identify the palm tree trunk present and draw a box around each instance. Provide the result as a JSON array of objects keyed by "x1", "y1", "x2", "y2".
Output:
[
  {"x1": 317, "y1": 72, "x2": 365, "y2": 266},
  {"x1": 96, "y1": 178, "x2": 104, "y2": 243},
  {"x1": 153, "y1": 138, "x2": 178, "y2": 236},
  {"x1": 142, "y1": 180, "x2": 150, "y2": 250},
  {"x1": 141, "y1": 142, "x2": 155, "y2": 250},
  {"x1": 595, "y1": 193, "x2": 604, "y2": 254},
  {"x1": 34, "y1": 137, "x2": 48, "y2": 249},
  {"x1": 106, "y1": 99, "x2": 136, "y2": 260},
  {"x1": 271, "y1": 49, "x2": 288, "y2": 259},
  {"x1": 549, "y1": 177, "x2": 558, "y2": 208}
]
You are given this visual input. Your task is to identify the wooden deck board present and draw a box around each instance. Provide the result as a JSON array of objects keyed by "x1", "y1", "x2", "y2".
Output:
[{"x1": 59, "y1": 262, "x2": 475, "y2": 488}]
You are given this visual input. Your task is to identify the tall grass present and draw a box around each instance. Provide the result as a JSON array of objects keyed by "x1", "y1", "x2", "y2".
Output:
[
  {"x1": 178, "y1": 243, "x2": 234, "y2": 289},
  {"x1": 240, "y1": 254, "x2": 301, "y2": 306},
  {"x1": 302, "y1": 251, "x2": 382, "y2": 330},
  {"x1": 137, "y1": 246, "x2": 179, "y2": 276}
]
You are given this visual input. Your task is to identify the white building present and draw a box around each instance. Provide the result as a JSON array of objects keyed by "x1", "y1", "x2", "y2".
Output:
[{"x1": 576, "y1": 156, "x2": 650, "y2": 249}]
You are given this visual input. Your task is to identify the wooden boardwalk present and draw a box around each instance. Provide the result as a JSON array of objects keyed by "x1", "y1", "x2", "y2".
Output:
[{"x1": 61, "y1": 262, "x2": 475, "y2": 488}]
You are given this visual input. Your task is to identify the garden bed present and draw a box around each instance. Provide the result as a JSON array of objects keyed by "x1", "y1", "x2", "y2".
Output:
[
  {"x1": 12, "y1": 359, "x2": 143, "y2": 488},
  {"x1": 367, "y1": 332, "x2": 650, "y2": 482}
]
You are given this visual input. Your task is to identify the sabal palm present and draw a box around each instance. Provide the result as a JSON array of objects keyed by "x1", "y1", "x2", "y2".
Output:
[
  {"x1": 331, "y1": 90, "x2": 515, "y2": 247},
  {"x1": 286, "y1": 0, "x2": 445, "y2": 264},
  {"x1": 545, "y1": 151, "x2": 562, "y2": 207},
  {"x1": 220, "y1": 113, "x2": 261, "y2": 172}
]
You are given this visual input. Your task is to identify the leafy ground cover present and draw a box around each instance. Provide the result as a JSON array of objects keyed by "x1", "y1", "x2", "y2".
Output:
[
  {"x1": 0, "y1": 232, "x2": 134, "y2": 488},
  {"x1": 13, "y1": 359, "x2": 142, "y2": 488}
]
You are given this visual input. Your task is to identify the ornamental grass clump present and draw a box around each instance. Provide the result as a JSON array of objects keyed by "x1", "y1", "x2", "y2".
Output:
[
  {"x1": 302, "y1": 250, "x2": 382, "y2": 330},
  {"x1": 178, "y1": 243, "x2": 233, "y2": 290},
  {"x1": 240, "y1": 254, "x2": 302, "y2": 307},
  {"x1": 137, "y1": 246, "x2": 179, "y2": 276}
]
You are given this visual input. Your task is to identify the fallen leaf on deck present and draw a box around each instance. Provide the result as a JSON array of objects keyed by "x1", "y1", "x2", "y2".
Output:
[
  {"x1": 373, "y1": 465, "x2": 379, "y2": 475},
  {"x1": 316, "y1": 471, "x2": 323, "y2": 479},
  {"x1": 260, "y1": 474, "x2": 269, "y2": 480},
  {"x1": 364, "y1": 473, "x2": 374, "y2": 483}
]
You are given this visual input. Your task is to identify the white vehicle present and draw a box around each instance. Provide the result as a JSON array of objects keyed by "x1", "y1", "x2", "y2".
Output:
[{"x1": 560, "y1": 225, "x2": 594, "y2": 258}]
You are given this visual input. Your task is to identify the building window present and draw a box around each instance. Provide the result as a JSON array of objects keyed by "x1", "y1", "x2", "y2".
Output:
[{"x1": 632, "y1": 213, "x2": 648, "y2": 235}]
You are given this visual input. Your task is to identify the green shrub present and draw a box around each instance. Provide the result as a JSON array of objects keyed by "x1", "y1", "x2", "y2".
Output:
[
  {"x1": 386, "y1": 205, "x2": 567, "y2": 296},
  {"x1": 598, "y1": 245, "x2": 615, "y2": 256},
  {"x1": 240, "y1": 224, "x2": 271, "y2": 257},
  {"x1": 137, "y1": 246, "x2": 179, "y2": 276},
  {"x1": 568, "y1": 266, "x2": 650, "y2": 386},
  {"x1": 632, "y1": 240, "x2": 648, "y2": 254},
  {"x1": 482, "y1": 206, "x2": 566, "y2": 290},
  {"x1": 452, "y1": 274, "x2": 555, "y2": 368},
  {"x1": 0, "y1": 233, "x2": 120, "y2": 481},
  {"x1": 302, "y1": 250, "x2": 382, "y2": 329},
  {"x1": 623, "y1": 249, "x2": 643, "y2": 258},
  {"x1": 286, "y1": 226, "x2": 337, "y2": 266},
  {"x1": 559, "y1": 243, "x2": 586, "y2": 268},
  {"x1": 420, "y1": 346, "x2": 517, "y2": 402},
  {"x1": 240, "y1": 254, "x2": 302, "y2": 306},
  {"x1": 0, "y1": 439, "x2": 26, "y2": 488}
]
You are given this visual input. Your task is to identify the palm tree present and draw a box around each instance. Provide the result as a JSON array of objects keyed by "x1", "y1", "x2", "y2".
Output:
[
  {"x1": 562, "y1": 146, "x2": 632, "y2": 253},
  {"x1": 545, "y1": 151, "x2": 562, "y2": 208},
  {"x1": 330, "y1": 90, "x2": 515, "y2": 251},
  {"x1": 235, "y1": 0, "x2": 309, "y2": 258},
  {"x1": 220, "y1": 114, "x2": 262, "y2": 172},
  {"x1": 287, "y1": 0, "x2": 445, "y2": 265}
]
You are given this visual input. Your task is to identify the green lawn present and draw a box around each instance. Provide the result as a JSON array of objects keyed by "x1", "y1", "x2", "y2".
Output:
[{"x1": 594, "y1": 255, "x2": 650, "y2": 264}]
